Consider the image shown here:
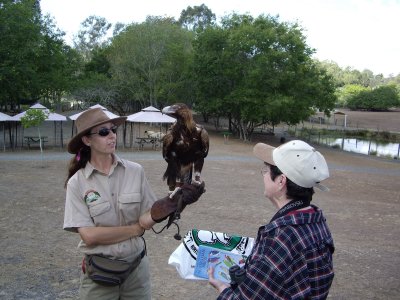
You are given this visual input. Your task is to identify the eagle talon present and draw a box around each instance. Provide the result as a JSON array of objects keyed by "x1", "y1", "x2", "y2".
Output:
[
  {"x1": 192, "y1": 178, "x2": 202, "y2": 185},
  {"x1": 169, "y1": 187, "x2": 181, "y2": 199}
]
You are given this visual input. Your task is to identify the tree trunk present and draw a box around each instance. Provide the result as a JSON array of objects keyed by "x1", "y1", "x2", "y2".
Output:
[{"x1": 237, "y1": 120, "x2": 249, "y2": 141}]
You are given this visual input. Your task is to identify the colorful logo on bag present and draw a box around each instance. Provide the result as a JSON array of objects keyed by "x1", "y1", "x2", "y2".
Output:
[
  {"x1": 183, "y1": 229, "x2": 251, "y2": 259},
  {"x1": 84, "y1": 190, "x2": 101, "y2": 204}
]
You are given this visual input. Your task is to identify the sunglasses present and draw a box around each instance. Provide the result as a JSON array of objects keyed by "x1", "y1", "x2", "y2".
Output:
[{"x1": 88, "y1": 125, "x2": 118, "y2": 137}]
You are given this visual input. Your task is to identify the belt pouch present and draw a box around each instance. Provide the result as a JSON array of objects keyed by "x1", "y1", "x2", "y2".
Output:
[{"x1": 86, "y1": 253, "x2": 142, "y2": 286}]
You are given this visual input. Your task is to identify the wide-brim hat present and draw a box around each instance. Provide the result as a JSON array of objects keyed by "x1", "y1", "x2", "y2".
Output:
[
  {"x1": 253, "y1": 140, "x2": 330, "y2": 191},
  {"x1": 68, "y1": 108, "x2": 127, "y2": 154}
]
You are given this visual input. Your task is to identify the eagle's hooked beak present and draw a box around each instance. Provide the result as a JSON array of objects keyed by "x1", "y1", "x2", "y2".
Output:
[
  {"x1": 162, "y1": 106, "x2": 172, "y2": 115},
  {"x1": 162, "y1": 105, "x2": 176, "y2": 116}
]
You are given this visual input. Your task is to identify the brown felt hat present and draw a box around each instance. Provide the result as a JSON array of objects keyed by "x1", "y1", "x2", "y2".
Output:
[{"x1": 68, "y1": 108, "x2": 127, "y2": 154}]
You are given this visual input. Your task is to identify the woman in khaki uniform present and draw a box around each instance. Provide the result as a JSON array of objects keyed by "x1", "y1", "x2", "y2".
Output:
[{"x1": 63, "y1": 108, "x2": 204, "y2": 299}]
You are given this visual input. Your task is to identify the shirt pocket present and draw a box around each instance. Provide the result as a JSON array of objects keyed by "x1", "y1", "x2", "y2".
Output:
[
  {"x1": 87, "y1": 200, "x2": 112, "y2": 226},
  {"x1": 118, "y1": 193, "x2": 142, "y2": 224}
]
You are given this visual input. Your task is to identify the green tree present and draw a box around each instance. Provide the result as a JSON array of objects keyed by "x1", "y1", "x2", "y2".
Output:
[
  {"x1": 37, "y1": 15, "x2": 81, "y2": 106},
  {"x1": 20, "y1": 108, "x2": 48, "y2": 156},
  {"x1": 0, "y1": 0, "x2": 42, "y2": 109},
  {"x1": 70, "y1": 46, "x2": 120, "y2": 113},
  {"x1": 73, "y1": 15, "x2": 111, "y2": 62},
  {"x1": 113, "y1": 22, "x2": 126, "y2": 36},
  {"x1": 191, "y1": 26, "x2": 230, "y2": 125},
  {"x1": 108, "y1": 16, "x2": 193, "y2": 110},
  {"x1": 316, "y1": 60, "x2": 345, "y2": 88},
  {"x1": 317, "y1": 60, "x2": 387, "y2": 89},
  {"x1": 336, "y1": 84, "x2": 368, "y2": 107},
  {"x1": 193, "y1": 14, "x2": 336, "y2": 140},
  {"x1": 178, "y1": 4, "x2": 216, "y2": 31},
  {"x1": 347, "y1": 85, "x2": 400, "y2": 111},
  {"x1": 0, "y1": 0, "x2": 79, "y2": 110}
]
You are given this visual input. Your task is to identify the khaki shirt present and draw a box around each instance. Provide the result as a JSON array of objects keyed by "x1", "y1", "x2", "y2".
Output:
[{"x1": 63, "y1": 155, "x2": 156, "y2": 260}]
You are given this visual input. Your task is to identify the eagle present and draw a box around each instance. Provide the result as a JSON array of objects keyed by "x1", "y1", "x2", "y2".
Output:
[{"x1": 161, "y1": 103, "x2": 209, "y2": 193}]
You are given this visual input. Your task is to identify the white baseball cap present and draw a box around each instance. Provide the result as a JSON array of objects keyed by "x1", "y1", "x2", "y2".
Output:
[{"x1": 253, "y1": 140, "x2": 329, "y2": 191}]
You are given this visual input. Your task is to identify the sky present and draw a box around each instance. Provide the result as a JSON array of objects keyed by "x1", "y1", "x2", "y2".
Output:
[{"x1": 40, "y1": 0, "x2": 400, "y2": 77}]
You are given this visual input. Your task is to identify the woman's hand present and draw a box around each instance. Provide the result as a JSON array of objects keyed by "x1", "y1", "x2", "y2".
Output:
[{"x1": 208, "y1": 266, "x2": 230, "y2": 294}]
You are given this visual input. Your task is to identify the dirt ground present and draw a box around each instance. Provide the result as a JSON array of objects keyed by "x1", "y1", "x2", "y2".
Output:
[{"x1": 0, "y1": 110, "x2": 400, "y2": 299}]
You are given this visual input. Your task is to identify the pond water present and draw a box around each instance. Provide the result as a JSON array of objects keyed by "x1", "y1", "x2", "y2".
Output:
[{"x1": 310, "y1": 137, "x2": 400, "y2": 159}]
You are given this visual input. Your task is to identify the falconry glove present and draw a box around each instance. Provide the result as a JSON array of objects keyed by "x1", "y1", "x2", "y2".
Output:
[{"x1": 150, "y1": 181, "x2": 205, "y2": 224}]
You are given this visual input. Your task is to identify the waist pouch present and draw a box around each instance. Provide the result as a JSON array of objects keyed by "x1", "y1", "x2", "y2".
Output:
[{"x1": 86, "y1": 249, "x2": 145, "y2": 286}]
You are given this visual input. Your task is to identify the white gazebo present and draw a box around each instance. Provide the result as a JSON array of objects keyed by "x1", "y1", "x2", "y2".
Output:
[
  {"x1": 127, "y1": 106, "x2": 176, "y2": 123},
  {"x1": 126, "y1": 106, "x2": 176, "y2": 148},
  {"x1": 69, "y1": 104, "x2": 120, "y2": 121},
  {"x1": 10, "y1": 103, "x2": 67, "y2": 148},
  {"x1": 0, "y1": 112, "x2": 12, "y2": 151},
  {"x1": 68, "y1": 104, "x2": 120, "y2": 137},
  {"x1": 0, "y1": 111, "x2": 12, "y2": 121},
  {"x1": 11, "y1": 103, "x2": 66, "y2": 120}
]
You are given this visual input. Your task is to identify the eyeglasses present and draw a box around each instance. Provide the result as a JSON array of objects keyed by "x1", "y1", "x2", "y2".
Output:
[
  {"x1": 260, "y1": 166, "x2": 270, "y2": 176},
  {"x1": 88, "y1": 125, "x2": 118, "y2": 137}
]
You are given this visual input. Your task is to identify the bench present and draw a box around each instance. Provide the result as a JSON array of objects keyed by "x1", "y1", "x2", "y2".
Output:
[
  {"x1": 253, "y1": 127, "x2": 274, "y2": 135},
  {"x1": 135, "y1": 137, "x2": 160, "y2": 150},
  {"x1": 24, "y1": 136, "x2": 48, "y2": 149}
]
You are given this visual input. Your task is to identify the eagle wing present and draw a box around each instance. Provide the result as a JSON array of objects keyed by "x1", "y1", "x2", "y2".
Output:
[
  {"x1": 162, "y1": 127, "x2": 179, "y2": 190},
  {"x1": 162, "y1": 127, "x2": 174, "y2": 161},
  {"x1": 193, "y1": 126, "x2": 209, "y2": 182}
]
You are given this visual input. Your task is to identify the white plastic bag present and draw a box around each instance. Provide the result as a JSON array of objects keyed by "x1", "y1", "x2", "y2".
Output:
[{"x1": 168, "y1": 229, "x2": 254, "y2": 280}]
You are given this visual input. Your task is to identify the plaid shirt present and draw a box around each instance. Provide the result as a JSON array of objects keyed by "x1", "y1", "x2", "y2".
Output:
[{"x1": 217, "y1": 205, "x2": 334, "y2": 300}]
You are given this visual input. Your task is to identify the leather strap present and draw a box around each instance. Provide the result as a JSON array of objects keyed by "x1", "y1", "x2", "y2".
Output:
[{"x1": 130, "y1": 248, "x2": 146, "y2": 271}]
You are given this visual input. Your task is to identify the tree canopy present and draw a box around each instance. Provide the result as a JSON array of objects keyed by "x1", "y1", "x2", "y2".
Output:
[
  {"x1": 192, "y1": 14, "x2": 336, "y2": 140},
  {"x1": 346, "y1": 85, "x2": 400, "y2": 111},
  {"x1": 107, "y1": 16, "x2": 194, "y2": 110},
  {"x1": 73, "y1": 15, "x2": 112, "y2": 62},
  {"x1": 178, "y1": 4, "x2": 216, "y2": 31},
  {"x1": 0, "y1": 0, "x2": 79, "y2": 110}
]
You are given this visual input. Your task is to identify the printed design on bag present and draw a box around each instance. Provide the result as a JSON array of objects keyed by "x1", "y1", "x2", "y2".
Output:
[
  {"x1": 84, "y1": 190, "x2": 101, "y2": 204},
  {"x1": 194, "y1": 245, "x2": 247, "y2": 283},
  {"x1": 183, "y1": 229, "x2": 250, "y2": 259}
]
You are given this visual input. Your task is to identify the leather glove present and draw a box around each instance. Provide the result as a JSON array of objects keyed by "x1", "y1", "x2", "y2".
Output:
[
  {"x1": 150, "y1": 181, "x2": 205, "y2": 223},
  {"x1": 179, "y1": 181, "x2": 205, "y2": 205}
]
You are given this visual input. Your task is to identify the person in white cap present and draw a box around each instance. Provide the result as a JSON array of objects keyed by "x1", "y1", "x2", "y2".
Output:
[
  {"x1": 208, "y1": 140, "x2": 335, "y2": 299},
  {"x1": 63, "y1": 108, "x2": 205, "y2": 299}
]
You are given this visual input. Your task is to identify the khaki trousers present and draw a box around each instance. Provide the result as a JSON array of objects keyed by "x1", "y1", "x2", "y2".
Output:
[{"x1": 79, "y1": 255, "x2": 151, "y2": 300}]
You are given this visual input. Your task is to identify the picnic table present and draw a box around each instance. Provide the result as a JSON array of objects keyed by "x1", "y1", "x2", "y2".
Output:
[
  {"x1": 24, "y1": 136, "x2": 48, "y2": 149},
  {"x1": 135, "y1": 137, "x2": 160, "y2": 150}
]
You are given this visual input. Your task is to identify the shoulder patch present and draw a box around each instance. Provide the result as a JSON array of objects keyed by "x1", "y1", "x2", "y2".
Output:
[{"x1": 84, "y1": 190, "x2": 101, "y2": 204}]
